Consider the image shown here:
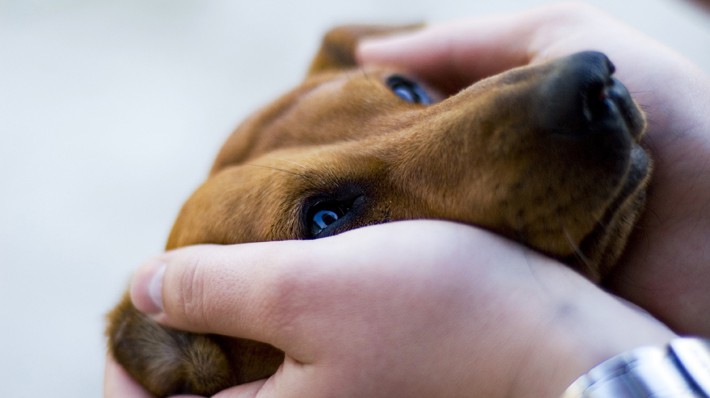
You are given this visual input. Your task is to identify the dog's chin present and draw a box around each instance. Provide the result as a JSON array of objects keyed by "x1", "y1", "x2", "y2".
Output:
[{"x1": 571, "y1": 145, "x2": 651, "y2": 281}]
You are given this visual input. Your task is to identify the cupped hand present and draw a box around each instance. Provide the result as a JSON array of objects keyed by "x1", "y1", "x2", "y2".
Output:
[
  {"x1": 105, "y1": 4, "x2": 709, "y2": 397},
  {"x1": 358, "y1": 2, "x2": 710, "y2": 335},
  {"x1": 114, "y1": 221, "x2": 673, "y2": 398}
]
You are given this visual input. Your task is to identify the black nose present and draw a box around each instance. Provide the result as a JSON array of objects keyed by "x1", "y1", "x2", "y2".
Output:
[{"x1": 536, "y1": 51, "x2": 636, "y2": 137}]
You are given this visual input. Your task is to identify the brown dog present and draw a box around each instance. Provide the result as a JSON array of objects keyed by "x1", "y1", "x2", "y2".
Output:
[{"x1": 107, "y1": 25, "x2": 651, "y2": 396}]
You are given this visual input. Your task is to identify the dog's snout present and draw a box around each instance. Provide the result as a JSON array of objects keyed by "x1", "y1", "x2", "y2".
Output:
[{"x1": 537, "y1": 51, "x2": 636, "y2": 137}]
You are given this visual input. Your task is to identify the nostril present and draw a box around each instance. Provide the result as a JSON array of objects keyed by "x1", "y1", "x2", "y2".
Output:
[
  {"x1": 539, "y1": 51, "x2": 627, "y2": 136},
  {"x1": 604, "y1": 57, "x2": 616, "y2": 75},
  {"x1": 582, "y1": 80, "x2": 612, "y2": 122}
]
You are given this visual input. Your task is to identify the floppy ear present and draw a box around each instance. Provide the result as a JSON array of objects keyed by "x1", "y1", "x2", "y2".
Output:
[{"x1": 307, "y1": 24, "x2": 423, "y2": 75}]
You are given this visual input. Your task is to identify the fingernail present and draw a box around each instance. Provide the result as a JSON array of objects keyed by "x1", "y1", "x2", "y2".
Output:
[{"x1": 130, "y1": 260, "x2": 166, "y2": 315}]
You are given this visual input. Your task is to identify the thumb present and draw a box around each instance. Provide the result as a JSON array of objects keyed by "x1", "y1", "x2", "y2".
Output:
[{"x1": 129, "y1": 241, "x2": 313, "y2": 346}]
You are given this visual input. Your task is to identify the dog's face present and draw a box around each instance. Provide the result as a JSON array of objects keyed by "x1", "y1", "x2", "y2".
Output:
[
  {"x1": 166, "y1": 28, "x2": 649, "y2": 281},
  {"x1": 108, "y1": 26, "x2": 653, "y2": 397}
]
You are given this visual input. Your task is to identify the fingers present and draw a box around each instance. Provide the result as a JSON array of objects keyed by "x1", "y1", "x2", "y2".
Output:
[
  {"x1": 123, "y1": 219, "x2": 676, "y2": 398},
  {"x1": 128, "y1": 220, "x2": 508, "y2": 357},
  {"x1": 356, "y1": 3, "x2": 614, "y2": 92},
  {"x1": 358, "y1": 15, "x2": 531, "y2": 92},
  {"x1": 212, "y1": 379, "x2": 268, "y2": 398},
  {"x1": 103, "y1": 356, "x2": 154, "y2": 398},
  {"x1": 130, "y1": 240, "x2": 318, "y2": 347}
]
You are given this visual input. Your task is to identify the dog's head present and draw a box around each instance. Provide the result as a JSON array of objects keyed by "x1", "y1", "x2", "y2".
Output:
[{"x1": 167, "y1": 26, "x2": 650, "y2": 281}]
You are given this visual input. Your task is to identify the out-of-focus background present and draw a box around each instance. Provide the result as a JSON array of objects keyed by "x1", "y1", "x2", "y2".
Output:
[{"x1": 0, "y1": 0, "x2": 707, "y2": 396}]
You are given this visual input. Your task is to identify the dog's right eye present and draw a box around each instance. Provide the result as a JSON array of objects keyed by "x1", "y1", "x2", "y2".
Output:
[{"x1": 386, "y1": 76, "x2": 432, "y2": 105}]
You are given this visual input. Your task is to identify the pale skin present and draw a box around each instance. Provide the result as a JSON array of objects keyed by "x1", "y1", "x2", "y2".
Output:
[
  {"x1": 354, "y1": 2, "x2": 710, "y2": 336},
  {"x1": 109, "y1": 222, "x2": 676, "y2": 398},
  {"x1": 105, "y1": 3, "x2": 710, "y2": 397}
]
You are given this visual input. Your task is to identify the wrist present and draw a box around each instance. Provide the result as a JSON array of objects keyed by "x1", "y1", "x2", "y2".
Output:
[
  {"x1": 562, "y1": 337, "x2": 710, "y2": 397},
  {"x1": 527, "y1": 317, "x2": 676, "y2": 398},
  {"x1": 508, "y1": 262, "x2": 677, "y2": 398}
]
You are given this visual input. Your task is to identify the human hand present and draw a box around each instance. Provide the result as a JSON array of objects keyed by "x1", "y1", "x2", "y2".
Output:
[
  {"x1": 104, "y1": 355, "x2": 154, "y2": 398},
  {"x1": 107, "y1": 221, "x2": 674, "y2": 398},
  {"x1": 358, "y1": 2, "x2": 710, "y2": 335}
]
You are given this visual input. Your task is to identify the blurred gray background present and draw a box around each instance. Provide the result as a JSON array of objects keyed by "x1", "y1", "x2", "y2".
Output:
[{"x1": 0, "y1": 0, "x2": 708, "y2": 396}]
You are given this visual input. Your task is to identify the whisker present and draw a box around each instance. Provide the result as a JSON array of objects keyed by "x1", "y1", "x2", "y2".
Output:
[
  {"x1": 273, "y1": 158, "x2": 310, "y2": 172},
  {"x1": 562, "y1": 227, "x2": 593, "y2": 276},
  {"x1": 243, "y1": 163, "x2": 310, "y2": 179}
]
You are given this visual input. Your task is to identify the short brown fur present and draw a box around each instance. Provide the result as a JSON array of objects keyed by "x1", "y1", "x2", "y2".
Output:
[{"x1": 107, "y1": 25, "x2": 651, "y2": 396}]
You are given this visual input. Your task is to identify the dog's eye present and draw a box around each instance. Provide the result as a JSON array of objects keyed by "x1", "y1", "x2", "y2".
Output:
[
  {"x1": 304, "y1": 191, "x2": 365, "y2": 238},
  {"x1": 308, "y1": 202, "x2": 350, "y2": 237},
  {"x1": 386, "y1": 76, "x2": 432, "y2": 105}
]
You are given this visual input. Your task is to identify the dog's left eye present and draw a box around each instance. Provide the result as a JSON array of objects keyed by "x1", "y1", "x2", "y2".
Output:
[
  {"x1": 386, "y1": 76, "x2": 432, "y2": 105},
  {"x1": 307, "y1": 201, "x2": 351, "y2": 237},
  {"x1": 304, "y1": 191, "x2": 365, "y2": 238}
]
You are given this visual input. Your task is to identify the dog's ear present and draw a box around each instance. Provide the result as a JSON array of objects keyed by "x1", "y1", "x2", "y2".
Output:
[{"x1": 307, "y1": 24, "x2": 423, "y2": 75}]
